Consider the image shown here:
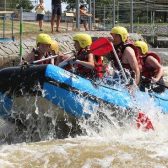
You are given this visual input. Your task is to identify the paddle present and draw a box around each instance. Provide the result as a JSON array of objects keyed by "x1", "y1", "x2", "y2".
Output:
[
  {"x1": 58, "y1": 38, "x2": 114, "y2": 68},
  {"x1": 90, "y1": 37, "x2": 113, "y2": 56},
  {"x1": 91, "y1": 38, "x2": 154, "y2": 130},
  {"x1": 136, "y1": 112, "x2": 154, "y2": 130},
  {"x1": 58, "y1": 56, "x2": 75, "y2": 67},
  {"x1": 90, "y1": 38, "x2": 153, "y2": 130},
  {"x1": 111, "y1": 42, "x2": 128, "y2": 83},
  {"x1": 129, "y1": 93, "x2": 154, "y2": 131},
  {"x1": 90, "y1": 37, "x2": 128, "y2": 83},
  {"x1": 32, "y1": 55, "x2": 59, "y2": 64},
  {"x1": 32, "y1": 51, "x2": 73, "y2": 64}
]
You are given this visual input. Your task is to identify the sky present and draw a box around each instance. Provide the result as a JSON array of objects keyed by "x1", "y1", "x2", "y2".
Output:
[{"x1": 42, "y1": 0, "x2": 67, "y2": 12}]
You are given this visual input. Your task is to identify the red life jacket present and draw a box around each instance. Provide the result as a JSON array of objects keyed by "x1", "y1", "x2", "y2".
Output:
[
  {"x1": 94, "y1": 55, "x2": 103, "y2": 78},
  {"x1": 33, "y1": 48, "x2": 51, "y2": 64},
  {"x1": 75, "y1": 49, "x2": 95, "y2": 78},
  {"x1": 140, "y1": 51, "x2": 161, "y2": 79},
  {"x1": 109, "y1": 40, "x2": 142, "y2": 72}
]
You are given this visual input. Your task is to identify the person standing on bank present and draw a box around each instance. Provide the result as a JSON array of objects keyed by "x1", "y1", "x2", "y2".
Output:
[
  {"x1": 35, "y1": 0, "x2": 45, "y2": 31},
  {"x1": 51, "y1": 0, "x2": 62, "y2": 33},
  {"x1": 80, "y1": 5, "x2": 92, "y2": 31}
]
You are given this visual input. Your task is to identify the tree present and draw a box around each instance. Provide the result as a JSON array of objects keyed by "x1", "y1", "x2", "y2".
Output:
[
  {"x1": 6, "y1": 0, "x2": 34, "y2": 11},
  {"x1": 62, "y1": 0, "x2": 87, "y2": 11}
]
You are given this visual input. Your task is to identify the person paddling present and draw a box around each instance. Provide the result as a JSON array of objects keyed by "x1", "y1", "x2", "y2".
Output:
[
  {"x1": 135, "y1": 41, "x2": 165, "y2": 93},
  {"x1": 71, "y1": 33, "x2": 95, "y2": 79},
  {"x1": 106, "y1": 26, "x2": 141, "y2": 85},
  {"x1": 56, "y1": 33, "x2": 95, "y2": 79},
  {"x1": 23, "y1": 33, "x2": 52, "y2": 64}
]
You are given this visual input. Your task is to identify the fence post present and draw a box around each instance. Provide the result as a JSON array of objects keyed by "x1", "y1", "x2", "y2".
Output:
[
  {"x1": 20, "y1": 7, "x2": 23, "y2": 63},
  {"x1": 147, "y1": 2, "x2": 149, "y2": 24},
  {"x1": 76, "y1": 0, "x2": 80, "y2": 30},
  {"x1": 117, "y1": 1, "x2": 119, "y2": 24},
  {"x1": 113, "y1": 0, "x2": 115, "y2": 27},
  {"x1": 130, "y1": 0, "x2": 134, "y2": 33},
  {"x1": 88, "y1": 0, "x2": 92, "y2": 30},
  {"x1": 11, "y1": 13, "x2": 14, "y2": 41},
  {"x1": 103, "y1": 5, "x2": 105, "y2": 30},
  {"x1": 92, "y1": 0, "x2": 95, "y2": 26},
  {"x1": 3, "y1": 15, "x2": 6, "y2": 38}
]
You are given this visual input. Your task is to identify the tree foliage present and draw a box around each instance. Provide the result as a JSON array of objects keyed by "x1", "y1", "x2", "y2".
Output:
[
  {"x1": 5, "y1": 0, "x2": 34, "y2": 11},
  {"x1": 62, "y1": 0, "x2": 115, "y2": 11}
]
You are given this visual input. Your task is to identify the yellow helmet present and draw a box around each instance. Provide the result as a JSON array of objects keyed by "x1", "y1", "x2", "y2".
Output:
[
  {"x1": 135, "y1": 41, "x2": 148, "y2": 55},
  {"x1": 111, "y1": 26, "x2": 128, "y2": 42},
  {"x1": 51, "y1": 40, "x2": 59, "y2": 54},
  {"x1": 73, "y1": 33, "x2": 92, "y2": 48},
  {"x1": 36, "y1": 33, "x2": 52, "y2": 46}
]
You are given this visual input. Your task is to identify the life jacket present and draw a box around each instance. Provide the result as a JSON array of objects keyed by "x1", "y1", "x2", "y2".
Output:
[
  {"x1": 32, "y1": 48, "x2": 51, "y2": 64},
  {"x1": 91, "y1": 37, "x2": 104, "y2": 78},
  {"x1": 140, "y1": 51, "x2": 161, "y2": 79},
  {"x1": 108, "y1": 40, "x2": 142, "y2": 72},
  {"x1": 94, "y1": 55, "x2": 103, "y2": 78},
  {"x1": 75, "y1": 49, "x2": 95, "y2": 78}
]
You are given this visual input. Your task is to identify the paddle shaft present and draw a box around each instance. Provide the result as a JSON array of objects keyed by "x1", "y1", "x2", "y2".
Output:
[
  {"x1": 19, "y1": 7, "x2": 23, "y2": 64},
  {"x1": 111, "y1": 44, "x2": 128, "y2": 83},
  {"x1": 32, "y1": 51, "x2": 73, "y2": 64},
  {"x1": 33, "y1": 55, "x2": 59, "y2": 64},
  {"x1": 58, "y1": 56, "x2": 75, "y2": 67},
  {"x1": 58, "y1": 42, "x2": 111, "y2": 68}
]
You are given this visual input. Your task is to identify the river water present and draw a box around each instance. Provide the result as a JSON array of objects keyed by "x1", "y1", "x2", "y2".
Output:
[{"x1": 0, "y1": 51, "x2": 168, "y2": 168}]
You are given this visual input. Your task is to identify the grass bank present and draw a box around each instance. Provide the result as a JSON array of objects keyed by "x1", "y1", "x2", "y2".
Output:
[{"x1": 0, "y1": 20, "x2": 69, "y2": 40}]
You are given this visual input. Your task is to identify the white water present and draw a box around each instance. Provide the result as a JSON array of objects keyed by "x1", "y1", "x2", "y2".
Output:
[
  {"x1": 0, "y1": 90, "x2": 168, "y2": 167},
  {"x1": 0, "y1": 123, "x2": 168, "y2": 167}
]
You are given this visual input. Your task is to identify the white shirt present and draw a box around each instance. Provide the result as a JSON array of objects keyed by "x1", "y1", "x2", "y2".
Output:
[{"x1": 35, "y1": 3, "x2": 45, "y2": 15}]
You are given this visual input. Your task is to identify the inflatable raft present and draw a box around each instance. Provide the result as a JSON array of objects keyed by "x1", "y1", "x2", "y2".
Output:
[{"x1": 0, "y1": 64, "x2": 168, "y2": 120}]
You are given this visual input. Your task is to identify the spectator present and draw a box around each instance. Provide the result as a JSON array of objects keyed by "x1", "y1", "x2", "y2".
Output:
[
  {"x1": 51, "y1": 0, "x2": 62, "y2": 33},
  {"x1": 80, "y1": 5, "x2": 92, "y2": 31},
  {"x1": 35, "y1": 0, "x2": 45, "y2": 31}
]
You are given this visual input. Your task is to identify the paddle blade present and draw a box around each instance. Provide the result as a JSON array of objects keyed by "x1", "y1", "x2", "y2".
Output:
[
  {"x1": 90, "y1": 37, "x2": 113, "y2": 56},
  {"x1": 136, "y1": 112, "x2": 154, "y2": 131}
]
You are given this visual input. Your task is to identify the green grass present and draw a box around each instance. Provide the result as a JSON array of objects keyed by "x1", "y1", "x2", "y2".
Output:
[{"x1": 0, "y1": 20, "x2": 58, "y2": 40}]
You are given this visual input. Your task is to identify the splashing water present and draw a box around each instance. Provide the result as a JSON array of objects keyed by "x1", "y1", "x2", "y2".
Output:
[{"x1": 0, "y1": 95, "x2": 168, "y2": 167}]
